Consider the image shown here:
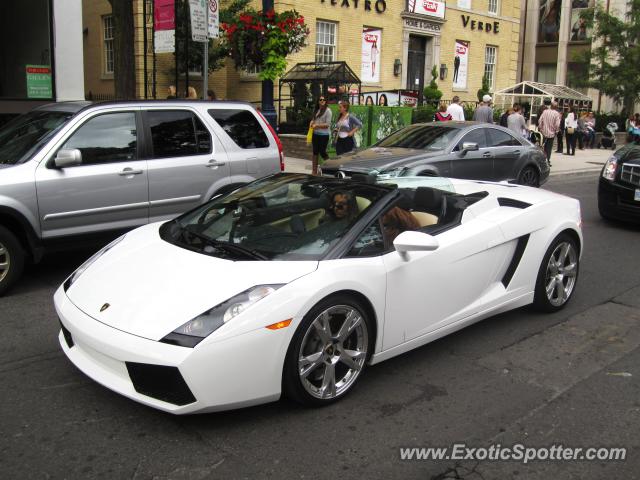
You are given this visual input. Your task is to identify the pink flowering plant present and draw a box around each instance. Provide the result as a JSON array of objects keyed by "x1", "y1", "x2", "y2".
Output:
[{"x1": 221, "y1": 9, "x2": 309, "y2": 81}]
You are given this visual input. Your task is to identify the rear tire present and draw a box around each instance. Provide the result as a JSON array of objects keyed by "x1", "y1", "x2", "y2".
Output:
[
  {"x1": 0, "y1": 225, "x2": 25, "y2": 296},
  {"x1": 532, "y1": 233, "x2": 579, "y2": 312},
  {"x1": 283, "y1": 294, "x2": 373, "y2": 407},
  {"x1": 518, "y1": 166, "x2": 540, "y2": 187}
]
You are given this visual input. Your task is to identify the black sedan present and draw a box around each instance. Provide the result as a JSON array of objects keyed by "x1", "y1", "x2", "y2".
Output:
[
  {"x1": 598, "y1": 144, "x2": 640, "y2": 223},
  {"x1": 321, "y1": 122, "x2": 550, "y2": 187}
]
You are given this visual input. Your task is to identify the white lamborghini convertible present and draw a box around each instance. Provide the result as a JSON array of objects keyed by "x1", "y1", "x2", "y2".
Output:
[{"x1": 55, "y1": 173, "x2": 582, "y2": 414}]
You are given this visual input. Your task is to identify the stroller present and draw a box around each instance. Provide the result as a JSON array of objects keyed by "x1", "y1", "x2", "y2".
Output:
[{"x1": 599, "y1": 122, "x2": 618, "y2": 149}]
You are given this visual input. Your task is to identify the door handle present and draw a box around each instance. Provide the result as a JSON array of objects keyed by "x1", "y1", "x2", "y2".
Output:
[
  {"x1": 118, "y1": 168, "x2": 143, "y2": 176},
  {"x1": 206, "y1": 160, "x2": 226, "y2": 168},
  {"x1": 482, "y1": 152, "x2": 492, "y2": 158},
  {"x1": 513, "y1": 150, "x2": 521, "y2": 155}
]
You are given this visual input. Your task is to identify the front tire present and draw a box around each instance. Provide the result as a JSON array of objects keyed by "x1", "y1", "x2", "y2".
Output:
[
  {"x1": 0, "y1": 226, "x2": 25, "y2": 296},
  {"x1": 532, "y1": 233, "x2": 579, "y2": 312},
  {"x1": 283, "y1": 295, "x2": 373, "y2": 406}
]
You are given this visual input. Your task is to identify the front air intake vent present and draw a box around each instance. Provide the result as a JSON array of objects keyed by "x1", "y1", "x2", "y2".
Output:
[
  {"x1": 497, "y1": 197, "x2": 532, "y2": 209},
  {"x1": 126, "y1": 363, "x2": 196, "y2": 406}
]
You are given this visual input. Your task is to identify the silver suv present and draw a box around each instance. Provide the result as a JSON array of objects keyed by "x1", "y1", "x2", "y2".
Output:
[{"x1": 0, "y1": 100, "x2": 283, "y2": 295}]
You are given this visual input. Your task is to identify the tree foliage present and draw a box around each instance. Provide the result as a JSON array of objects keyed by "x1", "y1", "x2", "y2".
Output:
[
  {"x1": 572, "y1": 0, "x2": 640, "y2": 113},
  {"x1": 476, "y1": 74, "x2": 490, "y2": 102},
  {"x1": 423, "y1": 66, "x2": 443, "y2": 103}
]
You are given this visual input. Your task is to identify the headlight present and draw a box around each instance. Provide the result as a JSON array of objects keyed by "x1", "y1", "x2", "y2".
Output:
[
  {"x1": 161, "y1": 284, "x2": 284, "y2": 348},
  {"x1": 63, "y1": 235, "x2": 126, "y2": 291},
  {"x1": 602, "y1": 155, "x2": 618, "y2": 181},
  {"x1": 375, "y1": 167, "x2": 405, "y2": 179}
]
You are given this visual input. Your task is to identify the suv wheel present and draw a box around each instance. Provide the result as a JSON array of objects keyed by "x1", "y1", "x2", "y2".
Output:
[{"x1": 0, "y1": 226, "x2": 25, "y2": 296}]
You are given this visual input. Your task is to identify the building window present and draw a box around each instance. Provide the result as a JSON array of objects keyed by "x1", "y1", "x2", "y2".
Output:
[
  {"x1": 315, "y1": 21, "x2": 337, "y2": 63},
  {"x1": 484, "y1": 46, "x2": 497, "y2": 90},
  {"x1": 536, "y1": 64, "x2": 557, "y2": 83},
  {"x1": 488, "y1": 0, "x2": 499, "y2": 15},
  {"x1": 103, "y1": 15, "x2": 114, "y2": 75}
]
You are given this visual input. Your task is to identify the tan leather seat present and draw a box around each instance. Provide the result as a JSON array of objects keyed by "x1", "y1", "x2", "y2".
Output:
[
  {"x1": 356, "y1": 196, "x2": 371, "y2": 212},
  {"x1": 411, "y1": 211, "x2": 438, "y2": 227}
]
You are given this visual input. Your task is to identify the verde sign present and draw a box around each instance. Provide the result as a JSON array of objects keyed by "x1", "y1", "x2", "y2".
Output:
[{"x1": 26, "y1": 65, "x2": 53, "y2": 99}]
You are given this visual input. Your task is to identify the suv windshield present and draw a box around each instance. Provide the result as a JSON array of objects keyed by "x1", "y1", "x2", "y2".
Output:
[
  {"x1": 160, "y1": 174, "x2": 390, "y2": 260},
  {"x1": 0, "y1": 110, "x2": 73, "y2": 165},
  {"x1": 376, "y1": 125, "x2": 459, "y2": 151}
]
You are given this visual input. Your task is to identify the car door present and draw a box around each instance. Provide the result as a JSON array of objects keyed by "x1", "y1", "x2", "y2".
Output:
[
  {"x1": 450, "y1": 127, "x2": 493, "y2": 180},
  {"x1": 35, "y1": 109, "x2": 149, "y2": 239},
  {"x1": 381, "y1": 216, "x2": 506, "y2": 350},
  {"x1": 487, "y1": 128, "x2": 523, "y2": 181},
  {"x1": 143, "y1": 108, "x2": 230, "y2": 222}
]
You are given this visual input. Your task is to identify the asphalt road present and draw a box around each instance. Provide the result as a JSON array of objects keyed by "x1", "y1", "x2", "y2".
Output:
[{"x1": 1, "y1": 173, "x2": 639, "y2": 479}]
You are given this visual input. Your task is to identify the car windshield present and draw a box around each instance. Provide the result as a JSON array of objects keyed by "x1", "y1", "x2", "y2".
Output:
[
  {"x1": 160, "y1": 174, "x2": 390, "y2": 260},
  {"x1": 375, "y1": 125, "x2": 459, "y2": 151},
  {"x1": 0, "y1": 110, "x2": 73, "y2": 165}
]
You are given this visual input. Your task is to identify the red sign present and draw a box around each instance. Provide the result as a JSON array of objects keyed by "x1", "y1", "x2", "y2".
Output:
[
  {"x1": 26, "y1": 66, "x2": 51, "y2": 74},
  {"x1": 154, "y1": 0, "x2": 175, "y2": 31}
]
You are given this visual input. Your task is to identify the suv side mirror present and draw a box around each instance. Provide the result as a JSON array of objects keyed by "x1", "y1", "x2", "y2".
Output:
[
  {"x1": 53, "y1": 149, "x2": 82, "y2": 168},
  {"x1": 394, "y1": 231, "x2": 439, "y2": 260},
  {"x1": 459, "y1": 142, "x2": 479, "y2": 156}
]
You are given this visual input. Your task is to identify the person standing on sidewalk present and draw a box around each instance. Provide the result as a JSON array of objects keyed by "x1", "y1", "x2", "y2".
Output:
[
  {"x1": 334, "y1": 100, "x2": 362, "y2": 155},
  {"x1": 555, "y1": 110, "x2": 565, "y2": 153},
  {"x1": 577, "y1": 112, "x2": 587, "y2": 149},
  {"x1": 446, "y1": 96, "x2": 465, "y2": 121},
  {"x1": 309, "y1": 96, "x2": 332, "y2": 175},
  {"x1": 564, "y1": 106, "x2": 578, "y2": 155},
  {"x1": 434, "y1": 103, "x2": 453, "y2": 121},
  {"x1": 473, "y1": 95, "x2": 494, "y2": 123},
  {"x1": 538, "y1": 101, "x2": 561, "y2": 166},
  {"x1": 507, "y1": 104, "x2": 527, "y2": 138}
]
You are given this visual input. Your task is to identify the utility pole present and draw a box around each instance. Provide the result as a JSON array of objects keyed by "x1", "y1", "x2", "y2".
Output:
[
  {"x1": 261, "y1": 0, "x2": 277, "y2": 129},
  {"x1": 203, "y1": 0, "x2": 208, "y2": 99}
]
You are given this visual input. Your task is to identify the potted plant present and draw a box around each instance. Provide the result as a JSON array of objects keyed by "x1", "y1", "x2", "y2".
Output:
[{"x1": 221, "y1": 9, "x2": 309, "y2": 81}]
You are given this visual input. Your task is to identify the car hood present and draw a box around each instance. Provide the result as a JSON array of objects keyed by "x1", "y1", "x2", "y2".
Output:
[
  {"x1": 65, "y1": 223, "x2": 318, "y2": 341},
  {"x1": 322, "y1": 147, "x2": 444, "y2": 172}
]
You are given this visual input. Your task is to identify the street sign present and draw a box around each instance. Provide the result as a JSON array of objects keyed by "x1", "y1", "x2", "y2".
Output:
[
  {"x1": 208, "y1": 0, "x2": 219, "y2": 38},
  {"x1": 26, "y1": 65, "x2": 52, "y2": 99},
  {"x1": 189, "y1": 0, "x2": 208, "y2": 42},
  {"x1": 155, "y1": 29, "x2": 175, "y2": 53}
]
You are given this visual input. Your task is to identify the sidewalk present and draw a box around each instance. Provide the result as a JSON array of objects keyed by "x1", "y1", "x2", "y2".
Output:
[{"x1": 284, "y1": 147, "x2": 612, "y2": 176}]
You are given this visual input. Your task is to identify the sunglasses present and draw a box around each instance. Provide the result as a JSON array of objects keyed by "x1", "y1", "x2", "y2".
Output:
[
  {"x1": 319, "y1": 98, "x2": 326, "y2": 102},
  {"x1": 333, "y1": 202, "x2": 348, "y2": 209}
]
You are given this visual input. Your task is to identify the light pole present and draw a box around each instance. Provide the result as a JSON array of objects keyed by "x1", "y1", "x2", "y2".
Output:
[{"x1": 261, "y1": 0, "x2": 277, "y2": 129}]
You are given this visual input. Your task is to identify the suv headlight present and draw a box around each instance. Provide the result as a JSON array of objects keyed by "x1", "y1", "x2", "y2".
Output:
[
  {"x1": 63, "y1": 235, "x2": 126, "y2": 291},
  {"x1": 161, "y1": 284, "x2": 284, "y2": 348},
  {"x1": 602, "y1": 155, "x2": 618, "y2": 181}
]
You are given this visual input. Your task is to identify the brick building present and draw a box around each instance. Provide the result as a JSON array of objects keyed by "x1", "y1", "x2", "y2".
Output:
[{"x1": 82, "y1": 0, "x2": 522, "y2": 108}]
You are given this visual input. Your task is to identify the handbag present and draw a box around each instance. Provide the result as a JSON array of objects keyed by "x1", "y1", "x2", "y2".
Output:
[
  {"x1": 306, "y1": 126, "x2": 314, "y2": 144},
  {"x1": 566, "y1": 127, "x2": 575, "y2": 135}
]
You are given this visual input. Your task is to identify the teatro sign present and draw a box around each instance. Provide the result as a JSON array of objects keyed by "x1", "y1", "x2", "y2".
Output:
[{"x1": 320, "y1": 0, "x2": 387, "y2": 14}]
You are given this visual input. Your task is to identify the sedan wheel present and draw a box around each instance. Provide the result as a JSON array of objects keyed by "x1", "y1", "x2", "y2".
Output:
[
  {"x1": 518, "y1": 166, "x2": 540, "y2": 187},
  {"x1": 284, "y1": 296, "x2": 371, "y2": 406},
  {"x1": 533, "y1": 233, "x2": 579, "y2": 312},
  {"x1": 0, "y1": 226, "x2": 25, "y2": 296}
]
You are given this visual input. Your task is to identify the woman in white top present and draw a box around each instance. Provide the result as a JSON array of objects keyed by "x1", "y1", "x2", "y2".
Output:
[
  {"x1": 334, "y1": 100, "x2": 362, "y2": 155},
  {"x1": 564, "y1": 106, "x2": 578, "y2": 156}
]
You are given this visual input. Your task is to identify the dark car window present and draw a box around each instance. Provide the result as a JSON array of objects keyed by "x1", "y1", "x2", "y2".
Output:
[
  {"x1": 61, "y1": 112, "x2": 137, "y2": 165},
  {"x1": 147, "y1": 110, "x2": 212, "y2": 158},
  {"x1": 0, "y1": 110, "x2": 73, "y2": 165},
  {"x1": 208, "y1": 109, "x2": 269, "y2": 149},
  {"x1": 375, "y1": 125, "x2": 459, "y2": 150},
  {"x1": 455, "y1": 128, "x2": 489, "y2": 150},
  {"x1": 487, "y1": 128, "x2": 521, "y2": 147}
]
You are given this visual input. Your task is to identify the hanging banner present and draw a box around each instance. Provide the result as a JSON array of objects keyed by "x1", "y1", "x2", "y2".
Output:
[
  {"x1": 189, "y1": 0, "x2": 208, "y2": 42},
  {"x1": 208, "y1": 0, "x2": 219, "y2": 38},
  {"x1": 155, "y1": 29, "x2": 175, "y2": 53},
  {"x1": 154, "y1": 0, "x2": 175, "y2": 31},
  {"x1": 407, "y1": 0, "x2": 446, "y2": 19},
  {"x1": 361, "y1": 28, "x2": 382, "y2": 84},
  {"x1": 452, "y1": 40, "x2": 469, "y2": 89},
  {"x1": 26, "y1": 65, "x2": 52, "y2": 99}
]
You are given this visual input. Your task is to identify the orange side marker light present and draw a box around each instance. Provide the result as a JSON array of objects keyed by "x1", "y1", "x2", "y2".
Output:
[{"x1": 266, "y1": 319, "x2": 292, "y2": 330}]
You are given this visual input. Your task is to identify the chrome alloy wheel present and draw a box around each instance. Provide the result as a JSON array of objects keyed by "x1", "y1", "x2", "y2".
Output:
[
  {"x1": 544, "y1": 241, "x2": 578, "y2": 307},
  {"x1": 0, "y1": 241, "x2": 10, "y2": 284},
  {"x1": 298, "y1": 305, "x2": 369, "y2": 400}
]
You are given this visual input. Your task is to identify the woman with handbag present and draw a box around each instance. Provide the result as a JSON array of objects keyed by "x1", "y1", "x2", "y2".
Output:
[
  {"x1": 334, "y1": 100, "x2": 362, "y2": 156},
  {"x1": 565, "y1": 106, "x2": 578, "y2": 155},
  {"x1": 309, "y1": 96, "x2": 332, "y2": 175}
]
